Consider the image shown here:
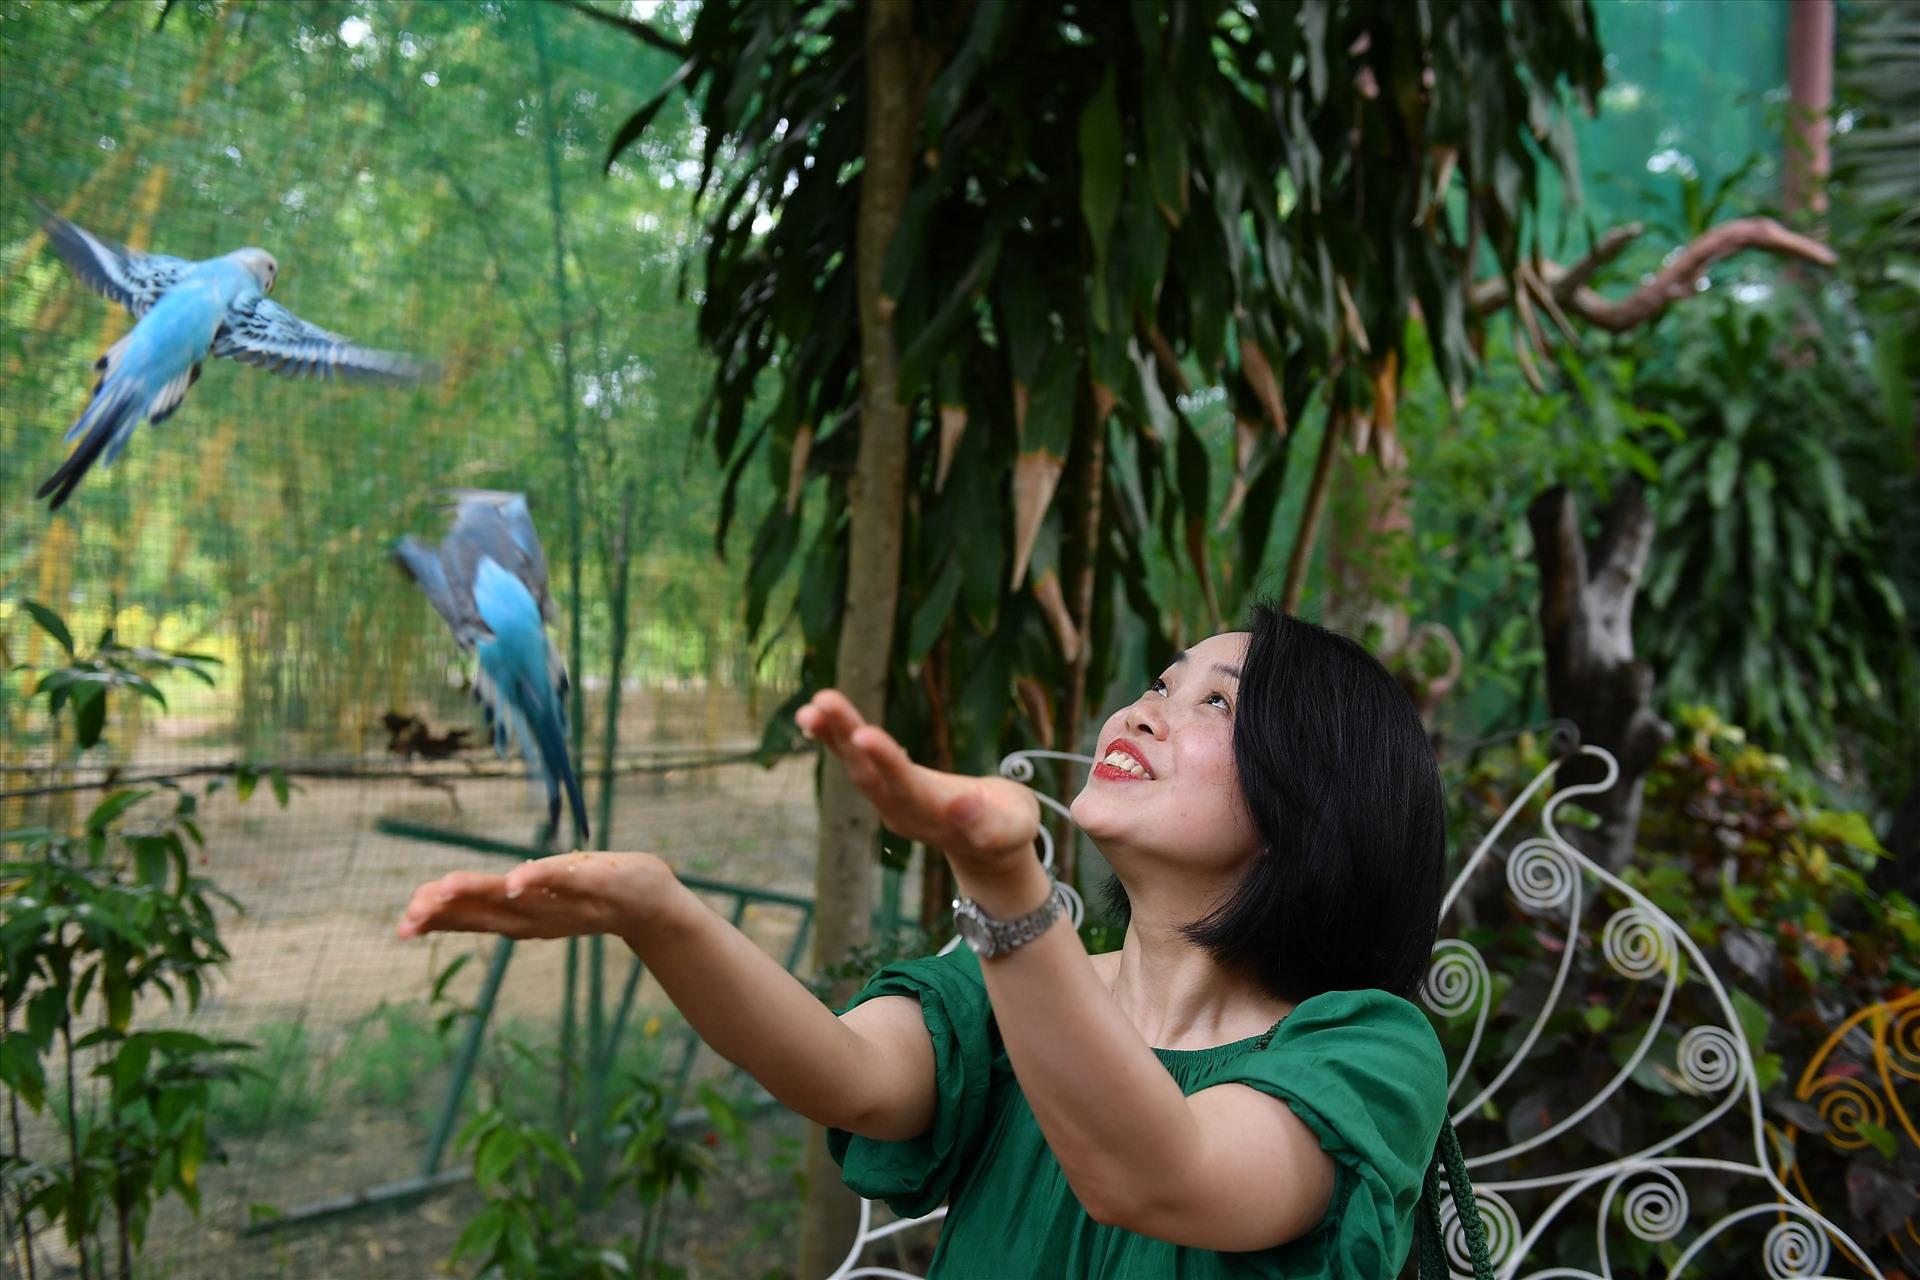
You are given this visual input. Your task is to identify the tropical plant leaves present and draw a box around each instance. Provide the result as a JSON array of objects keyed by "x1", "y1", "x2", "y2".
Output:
[{"x1": 592, "y1": 0, "x2": 1608, "y2": 794}]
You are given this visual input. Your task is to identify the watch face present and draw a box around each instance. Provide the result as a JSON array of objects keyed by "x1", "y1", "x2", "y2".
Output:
[{"x1": 954, "y1": 908, "x2": 993, "y2": 955}]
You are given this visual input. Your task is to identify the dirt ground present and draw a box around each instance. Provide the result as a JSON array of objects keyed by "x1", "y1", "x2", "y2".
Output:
[{"x1": 11, "y1": 686, "x2": 936, "y2": 1280}]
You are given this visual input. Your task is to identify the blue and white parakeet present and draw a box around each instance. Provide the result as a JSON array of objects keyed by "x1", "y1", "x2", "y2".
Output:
[
  {"x1": 34, "y1": 204, "x2": 435, "y2": 509},
  {"x1": 394, "y1": 491, "x2": 589, "y2": 846}
]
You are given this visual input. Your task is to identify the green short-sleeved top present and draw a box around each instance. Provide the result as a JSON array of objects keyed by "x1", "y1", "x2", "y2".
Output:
[{"x1": 828, "y1": 947, "x2": 1448, "y2": 1279}]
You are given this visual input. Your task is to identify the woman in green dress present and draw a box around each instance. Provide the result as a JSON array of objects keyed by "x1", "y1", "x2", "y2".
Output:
[{"x1": 398, "y1": 607, "x2": 1476, "y2": 1278}]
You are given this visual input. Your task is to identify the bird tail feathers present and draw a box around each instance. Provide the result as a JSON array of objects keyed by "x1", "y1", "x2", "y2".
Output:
[
  {"x1": 473, "y1": 657, "x2": 589, "y2": 846},
  {"x1": 41, "y1": 353, "x2": 202, "y2": 510},
  {"x1": 518, "y1": 673, "x2": 589, "y2": 847},
  {"x1": 38, "y1": 378, "x2": 141, "y2": 510}
]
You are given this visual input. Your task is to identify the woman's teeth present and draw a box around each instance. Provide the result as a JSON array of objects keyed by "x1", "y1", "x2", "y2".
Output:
[{"x1": 1101, "y1": 750, "x2": 1149, "y2": 778}]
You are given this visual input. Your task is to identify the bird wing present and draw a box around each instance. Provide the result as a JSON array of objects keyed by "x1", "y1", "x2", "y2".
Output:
[
  {"x1": 211, "y1": 295, "x2": 435, "y2": 383},
  {"x1": 446, "y1": 491, "x2": 553, "y2": 620},
  {"x1": 37, "y1": 204, "x2": 194, "y2": 319},
  {"x1": 392, "y1": 535, "x2": 486, "y2": 648}
]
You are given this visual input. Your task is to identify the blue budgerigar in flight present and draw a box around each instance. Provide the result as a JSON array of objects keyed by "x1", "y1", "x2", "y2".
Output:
[
  {"x1": 33, "y1": 203, "x2": 435, "y2": 509},
  {"x1": 394, "y1": 491, "x2": 589, "y2": 847}
]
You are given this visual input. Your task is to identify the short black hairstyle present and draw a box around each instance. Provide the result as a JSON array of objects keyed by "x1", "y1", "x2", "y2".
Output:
[{"x1": 1104, "y1": 606, "x2": 1446, "y2": 1003}]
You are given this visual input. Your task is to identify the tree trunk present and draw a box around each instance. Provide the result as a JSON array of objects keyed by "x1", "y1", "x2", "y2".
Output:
[
  {"x1": 1324, "y1": 452, "x2": 1411, "y2": 653},
  {"x1": 1784, "y1": 0, "x2": 1833, "y2": 219},
  {"x1": 1527, "y1": 484, "x2": 1673, "y2": 870},
  {"x1": 796, "y1": 3, "x2": 919, "y2": 1275},
  {"x1": 1325, "y1": 357, "x2": 1425, "y2": 720}
]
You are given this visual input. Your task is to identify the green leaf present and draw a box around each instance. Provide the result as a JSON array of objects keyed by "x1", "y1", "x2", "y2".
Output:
[
  {"x1": 1856, "y1": 1120, "x2": 1898, "y2": 1160},
  {"x1": 133, "y1": 837, "x2": 170, "y2": 888},
  {"x1": 603, "y1": 59, "x2": 698, "y2": 172},
  {"x1": 1141, "y1": 65, "x2": 1187, "y2": 224},
  {"x1": 1022, "y1": 347, "x2": 1079, "y2": 460},
  {"x1": 105, "y1": 965, "x2": 133, "y2": 1032},
  {"x1": 22, "y1": 602, "x2": 75, "y2": 656},
  {"x1": 996, "y1": 253, "x2": 1050, "y2": 384},
  {"x1": 1705, "y1": 439, "x2": 1740, "y2": 509},
  {"x1": 452, "y1": 1205, "x2": 508, "y2": 1263},
  {"x1": 119, "y1": 671, "x2": 168, "y2": 709},
  {"x1": 0, "y1": 1034, "x2": 47, "y2": 1111},
  {"x1": 1174, "y1": 414, "x2": 1210, "y2": 524},
  {"x1": 113, "y1": 1036, "x2": 153, "y2": 1102},
  {"x1": 1812, "y1": 447, "x2": 1852, "y2": 535},
  {"x1": 1078, "y1": 66, "x2": 1124, "y2": 332},
  {"x1": 1618, "y1": 440, "x2": 1662, "y2": 484},
  {"x1": 1730, "y1": 988, "x2": 1770, "y2": 1055},
  {"x1": 526, "y1": 1128, "x2": 585, "y2": 1184},
  {"x1": 87, "y1": 789, "x2": 153, "y2": 835},
  {"x1": 1869, "y1": 321, "x2": 1914, "y2": 430},
  {"x1": 74, "y1": 684, "x2": 107, "y2": 750},
  {"x1": 1301, "y1": 0, "x2": 1330, "y2": 102},
  {"x1": 1629, "y1": 1050, "x2": 1679, "y2": 1097},
  {"x1": 268, "y1": 769, "x2": 290, "y2": 808},
  {"x1": 922, "y1": 1, "x2": 1006, "y2": 137},
  {"x1": 1806, "y1": 809, "x2": 1887, "y2": 857},
  {"x1": 431, "y1": 954, "x2": 473, "y2": 1005},
  {"x1": 476, "y1": 1127, "x2": 526, "y2": 1189},
  {"x1": 906, "y1": 558, "x2": 963, "y2": 667},
  {"x1": 743, "y1": 508, "x2": 801, "y2": 642}
]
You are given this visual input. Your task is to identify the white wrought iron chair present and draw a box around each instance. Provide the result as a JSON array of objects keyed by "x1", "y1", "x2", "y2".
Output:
[{"x1": 827, "y1": 743, "x2": 1887, "y2": 1280}]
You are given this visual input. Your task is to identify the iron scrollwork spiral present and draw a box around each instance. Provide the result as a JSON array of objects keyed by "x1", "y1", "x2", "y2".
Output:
[
  {"x1": 1438, "y1": 1186, "x2": 1519, "y2": 1278},
  {"x1": 1422, "y1": 939, "x2": 1490, "y2": 1020},
  {"x1": 1601, "y1": 905, "x2": 1673, "y2": 981}
]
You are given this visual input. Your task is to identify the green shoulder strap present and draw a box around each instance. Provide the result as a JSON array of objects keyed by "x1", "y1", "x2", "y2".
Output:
[{"x1": 1417, "y1": 1120, "x2": 1495, "y2": 1280}]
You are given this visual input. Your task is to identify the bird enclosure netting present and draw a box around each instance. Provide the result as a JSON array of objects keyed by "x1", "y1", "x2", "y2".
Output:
[
  {"x1": 0, "y1": 0, "x2": 1788, "y2": 1275},
  {"x1": 2, "y1": 3, "x2": 828, "y2": 1272}
]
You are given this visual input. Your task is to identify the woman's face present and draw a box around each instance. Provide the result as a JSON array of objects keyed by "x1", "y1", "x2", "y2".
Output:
[{"x1": 1069, "y1": 631, "x2": 1259, "y2": 875}]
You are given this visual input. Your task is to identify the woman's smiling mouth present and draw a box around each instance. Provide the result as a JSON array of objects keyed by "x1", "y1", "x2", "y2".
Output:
[{"x1": 1093, "y1": 739, "x2": 1155, "y2": 781}]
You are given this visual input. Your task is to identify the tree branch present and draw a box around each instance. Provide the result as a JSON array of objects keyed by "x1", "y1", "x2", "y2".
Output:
[
  {"x1": 1471, "y1": 224, "x2": 1645, "y2": 314},
  {"x1": 1474, "y1": 217, "x2": 1839, "y2": 332}
]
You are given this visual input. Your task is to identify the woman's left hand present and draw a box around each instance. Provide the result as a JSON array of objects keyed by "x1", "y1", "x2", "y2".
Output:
[{"x1": 797, "y1": 690, "x2": 1042, "y2": 882}]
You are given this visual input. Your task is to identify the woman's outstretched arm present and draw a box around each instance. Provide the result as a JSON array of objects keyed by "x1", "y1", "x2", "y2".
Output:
[
  {"x1": 396, "y1": 854, "x2": 936, "y2": 1140},
  {"x1": 796, "y1": 691, "x2": 1336, "y2": 1253}
]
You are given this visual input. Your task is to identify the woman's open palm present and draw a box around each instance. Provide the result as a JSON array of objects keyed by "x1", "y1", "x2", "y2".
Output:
[
  {"x1": 397, "y1": 852, "x2": 664, "y2": 941},
  {"x1": 796, "y1": 690, "x2": 1041, "y2": 871}
]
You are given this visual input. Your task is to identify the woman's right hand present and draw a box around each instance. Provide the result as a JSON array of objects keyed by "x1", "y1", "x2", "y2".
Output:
[{"x1": 396, "y1": 850, "x2": 674, "y2": 943}]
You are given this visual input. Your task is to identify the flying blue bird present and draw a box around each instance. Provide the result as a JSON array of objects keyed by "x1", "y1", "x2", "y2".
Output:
[
  {"x1": 33, "y1": 203, "x2": 434, "y2": 509},
  {"x1": 394, "y1": 491, "x2": 589, "y2": 847}
]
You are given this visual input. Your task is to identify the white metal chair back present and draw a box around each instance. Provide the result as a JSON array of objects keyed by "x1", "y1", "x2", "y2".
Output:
[{"x1": 826, "y1": 745, "x2": 1886, "y2": 1280}]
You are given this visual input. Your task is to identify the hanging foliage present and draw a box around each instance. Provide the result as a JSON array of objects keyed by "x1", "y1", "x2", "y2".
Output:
[{"x1": 604, "y1": 0, "x2": 1606, "y2": 774}]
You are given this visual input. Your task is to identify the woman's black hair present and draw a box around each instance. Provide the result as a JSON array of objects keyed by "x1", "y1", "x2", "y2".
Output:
[{"x1": 1105, "y1": 606, "x2": 1447, "y2": 1002}]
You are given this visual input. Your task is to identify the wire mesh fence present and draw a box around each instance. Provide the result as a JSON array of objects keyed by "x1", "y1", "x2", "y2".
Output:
[{"x1": 1, "y1": 2, "x2": 825, "y2": 1272}]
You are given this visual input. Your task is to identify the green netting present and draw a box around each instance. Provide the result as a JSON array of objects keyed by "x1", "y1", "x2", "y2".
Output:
[
  {"x1": 2, "y1": 3, "x2": 818, "y2": 1273},
  {"x1": 0, "y1": 0, "x2": 1803, "y2": 1274}
]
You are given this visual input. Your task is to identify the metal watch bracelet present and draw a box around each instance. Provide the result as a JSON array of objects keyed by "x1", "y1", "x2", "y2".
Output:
[{"x1": 951, "y1": 880, "x2": 1069, "y2": 959}]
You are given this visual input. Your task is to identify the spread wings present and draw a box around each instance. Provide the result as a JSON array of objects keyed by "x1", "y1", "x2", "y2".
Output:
[
  {"x1": 38, "y1": 205, "x2": 193, "y2": 319},
  {"x1": 211, "y1": 295, "x2": 434, "y2": 383}
]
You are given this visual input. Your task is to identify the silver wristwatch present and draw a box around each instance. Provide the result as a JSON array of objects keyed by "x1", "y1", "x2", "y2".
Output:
[{"x1": 952, "y1": 881, "x2": 1069, "y2": 959}]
